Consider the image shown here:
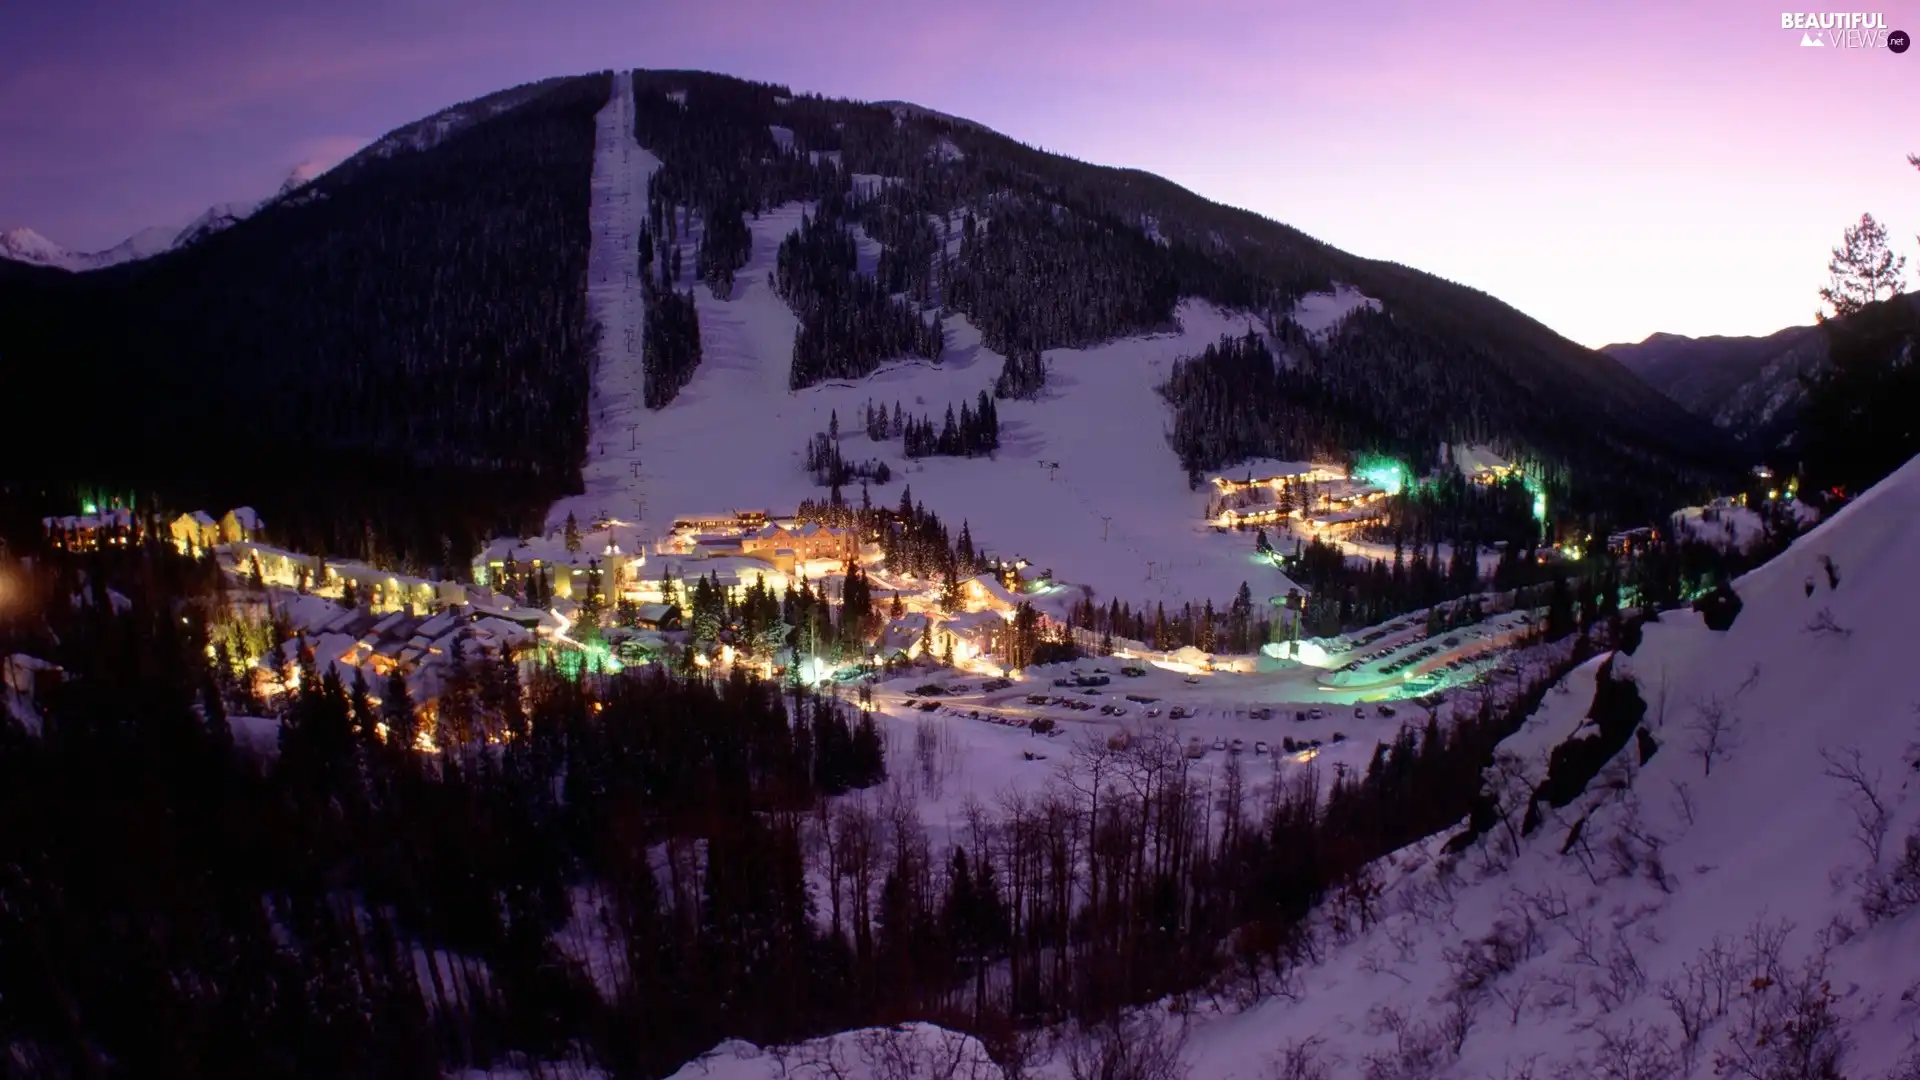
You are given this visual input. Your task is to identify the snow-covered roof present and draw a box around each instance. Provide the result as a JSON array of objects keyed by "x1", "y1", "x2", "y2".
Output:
[
  {"x1": 940, "y1": 609, "x2": 1005, "y2": 636},
  {"x1": 963, "y1": 574, "x2": 1022, "y2": 610},
  {"x1": 877, "y1": 613, "x2": 933, "y2": 654},
  {"x1": 655, "y1": 554, "x2": 780, "y2": 587},
  {"x1": 227, "y1": 506, "x2": 262, "y2": 529}
]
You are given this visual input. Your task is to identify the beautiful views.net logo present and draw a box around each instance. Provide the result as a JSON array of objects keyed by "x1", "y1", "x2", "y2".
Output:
[{"x1": 1781, "y1": 11, "x2": 1911, "y2": 50}]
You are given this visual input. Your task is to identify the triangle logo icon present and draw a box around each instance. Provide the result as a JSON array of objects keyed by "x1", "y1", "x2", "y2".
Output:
[{"x1": 1801, "y1": 31, "x2": 1825, "y2": 45}]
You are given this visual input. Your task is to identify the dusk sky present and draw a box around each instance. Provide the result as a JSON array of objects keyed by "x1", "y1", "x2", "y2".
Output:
[{"x1": 2, "y1": 0, "x2": 1914, "y2": 347}]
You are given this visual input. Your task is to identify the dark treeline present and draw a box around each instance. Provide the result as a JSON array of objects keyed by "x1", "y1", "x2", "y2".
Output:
[
  {"x1": 1, "y1": 539, "x2": 1619, "y2": 1078},
  {"x1": 628, "y1": 72, "x2": 846, "y2": 298},
  {"x1": 776, "y1": 194, "x2": 944, "y2": 389},
  {"x1": 0, "y1": 542, "x2": 888, "y2": 1078},
  {"x1": 0, "y1": 76, "x2": 611, "y2": 574},
  {"x1": 800, "y1": 395, "x2": 998, "y2": 488},
  {"x1": 1162, "y1": 330, "x2": 1387, "y2": 486},
  {"x1": 637, "y1": 225, "x2": 706, "y2": 408}
]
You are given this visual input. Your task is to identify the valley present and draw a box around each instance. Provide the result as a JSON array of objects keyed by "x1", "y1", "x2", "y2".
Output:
[{"x1": 3, "y1": 51, "x2": 1917, "y2": 1080}]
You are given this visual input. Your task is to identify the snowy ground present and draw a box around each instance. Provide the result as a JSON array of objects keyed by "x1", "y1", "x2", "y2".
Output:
[
  {"x1": 550, "y1": 70, "x2": 661, "y2": 532},
  {"x1": 553, "y1": 174, "x2": 1302, "y2": 609},
  {"x1": 655, "y1": 455, "x2": 1920, "y2": 1080},
  {"x1": 1159, "y1": 455, "x2": 1920, "y2": 1079},
  {"x1": 855, "y1": 603, "x2": 1555, "y2": 849}
]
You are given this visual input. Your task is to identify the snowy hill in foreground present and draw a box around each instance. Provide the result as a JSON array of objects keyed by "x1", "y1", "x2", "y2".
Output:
[
  {"x1": 1161, "y1": 452, "x2": 1920, "y2": 1079},
  {"x1": 0, "y1": 162, "x2": 332, "y2": 272}
]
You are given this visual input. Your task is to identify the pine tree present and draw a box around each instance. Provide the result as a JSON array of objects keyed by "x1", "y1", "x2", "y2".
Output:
[
  {"x1": 1818, "y1": 213, "x2": 1907, "y2": 320},
  {"x1": 564, "y1": 512, "x2": 582, "y2": 554}
]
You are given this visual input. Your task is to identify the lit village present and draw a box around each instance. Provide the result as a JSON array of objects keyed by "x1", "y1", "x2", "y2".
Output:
[{"x1": 22, "y1": 435, "x2": 1810, "y2": 765}]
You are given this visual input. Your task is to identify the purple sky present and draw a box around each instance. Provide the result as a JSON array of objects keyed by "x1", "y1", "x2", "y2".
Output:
[{"x1": 3, "y1": 0, "x2": 1914, "y2": 346}]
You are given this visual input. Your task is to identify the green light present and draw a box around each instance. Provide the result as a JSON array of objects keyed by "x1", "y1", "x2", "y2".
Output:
[
  {"x1": 1354, "y1": 455, "x2": 1405, "y2": 496},
  {"x1": 1532, "y1": 491, "x2": 1547, "y2": 522},
  {"x1": 82, "y1": 501, "x2": 98, "y2": 515}
]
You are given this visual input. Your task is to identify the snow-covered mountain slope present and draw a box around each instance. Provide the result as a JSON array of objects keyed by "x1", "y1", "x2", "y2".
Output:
[
  {"x1": 0, "y1": 163, "x2": 332, "y2": 272},
  {"x1": 347, "y1": 77, "x2": 574, "y2": 165},
  {"x1": 1155, "y1": 452, "x2": 1920, "y2": 1079},
  {"x1": 550, "y1": 74, "x2": 1314, "y2": 612}
]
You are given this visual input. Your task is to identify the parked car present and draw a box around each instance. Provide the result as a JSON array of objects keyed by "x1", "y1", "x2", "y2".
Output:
[
  {"x1": 1121, "y1": 666, "x2": 1148, "y2": 677},
  {"x1": 1230, "y1": 738, "x2": 1245, "y2": 754},
  {"x1": 1354, "y1": 707, "x2": 1366, "y2": 719},
  {"x1": 1146, "y1": 707, "x2": 1161, "y2": 718},
  {"x1": 918, "y1": 701, "x2": 940, "y2": 712},
  {"x1": 1250, "y1": 707, "x2": 1271, "y2": 720},
  {"x1": 1169, "y1": 707, "x2": 1190, "y2": 720},
  {"x1": 1255, "y1": 741, "x2": 1269, "y2": 755},
  {"x1": 1099, "y1": 704, "x2": 1115, "y2": 715},
  {"x1": 1377, "y1": 704, "x2": 1397, "y2": 717},
  {"x1": 1212, "y1": 737, "x2": 1227, "y2": 752}
]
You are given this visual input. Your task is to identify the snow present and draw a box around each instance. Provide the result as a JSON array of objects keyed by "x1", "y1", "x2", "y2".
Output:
[
  {"x1": 558, "y1": 69, "x2": 661, "y2": 533},
  {"x1": 1670, "y1": 502, "x2": 1769, "y2": 553},
  {"x1": 552, "y1": 186, "x2": 1301, "y2": 613},
  {"x1": 1288, "y1": 283, "x2": 1381, "y2": 338},
  {"x1": 0, "y1": 227, "x2": 74, "y2": 268},
  {"x1": 1147, "y1": 451, "x2": 1920, "y2": 1079},
  {"x1": 809, "y1": 149, "x2": 844, "y2": 169},
  {"x1": 851, "y1": 173, "x2": 902, "y2": 198},
  {"x1": 666, "y1": 1023, "x2": 1001, "y2": 1080},
  {"x1": 706, "y1": 454, "x2": 1920, "y2": 1080},
  {"x1": 930, "y1": 137, "x2": 965, "y2": 163},
  {"x1": 768, "y1": 124, "x2": 795, "y2": 151},
  {"x1": 1, "y1": 163, "x2": 323, "y2": 272}
]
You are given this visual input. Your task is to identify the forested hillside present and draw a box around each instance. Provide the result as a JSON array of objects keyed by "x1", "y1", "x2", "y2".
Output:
[
  {"x1": 618, "y1": 70, "x2": 1736, "y2": 516},
  {"x1": 0, "y1": 75, "x2": 611, "y2": 573},
  {"x1": 1, "y1": 66, "x2": 1740, "y2": 572}
]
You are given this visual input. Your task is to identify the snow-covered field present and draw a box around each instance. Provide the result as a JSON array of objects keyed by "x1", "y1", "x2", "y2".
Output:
[{"x1": 552, "y1": 93, "x2": 1305, "y2": 610}]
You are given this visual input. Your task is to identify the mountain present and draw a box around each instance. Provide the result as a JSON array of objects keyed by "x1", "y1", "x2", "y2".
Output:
[
  {"x1": 0, "y1": 162, "x2": 334, "y2": 273},
  {"x1": 1604, "y1": 294, "x2": 1920, "y2": 451},
  {"x1": 1603, "y1": 324, "x2": 1827, "y2": 447},
  {"x1": 0, "y1": 70, "x2": 1739, "y2": 575}
]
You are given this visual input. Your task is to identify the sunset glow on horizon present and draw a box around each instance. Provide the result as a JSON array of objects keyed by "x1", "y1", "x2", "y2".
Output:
[{"x1": 2, "y1": 0, "x2": 1914, "y2": 347}]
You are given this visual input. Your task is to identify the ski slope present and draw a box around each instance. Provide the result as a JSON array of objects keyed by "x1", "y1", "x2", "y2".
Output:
[
  {"x1": 554, "y1": 182, "x2": 1302, "y2": 610},
  {"x1": 552, "y1": 70, "x2": 661, "y2": 534}
]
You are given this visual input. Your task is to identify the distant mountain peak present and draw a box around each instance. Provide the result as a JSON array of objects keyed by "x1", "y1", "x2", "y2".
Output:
[
  {"x1": 0, "y1": 226, "x2": 71, "y2": 268},
  {"x1": 0, "y1": 161, "x2": 334, "y2": 274}
]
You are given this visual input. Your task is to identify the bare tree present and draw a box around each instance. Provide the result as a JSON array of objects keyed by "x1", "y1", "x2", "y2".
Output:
[
  {"x1": 1822, "y1": 745, "x2": 1891, "y2": 867},
  {"x1": 1687, "y1": 697, "x2": 1741, "y2": 778},
  {"x1": 1264, "y1": 1036, "x2": 1335, "y2": 1080},
  {"x1": 1588, "y1": 1019, "x2": 1678, "y2": 1080},
  {"x1": 1063, "y1": 1015, "x2": 1189, "y2": 1080}
]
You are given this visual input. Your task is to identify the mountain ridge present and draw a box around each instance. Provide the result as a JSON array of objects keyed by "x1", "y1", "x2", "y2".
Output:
[
  {"x1": 0, "y1": 162, "x2": 332, "y2": 273},
  {"x1": 1602, "y1": 293, "x2": 1920, "y2": 449},
  {"x1": 0, "y1": 69, "x2": 1739, "y2": 570}
]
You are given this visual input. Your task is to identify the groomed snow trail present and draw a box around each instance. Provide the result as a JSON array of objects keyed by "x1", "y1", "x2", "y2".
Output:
[{"x1": 552, "y1": 71, "x2": 662, "y2": 533}]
